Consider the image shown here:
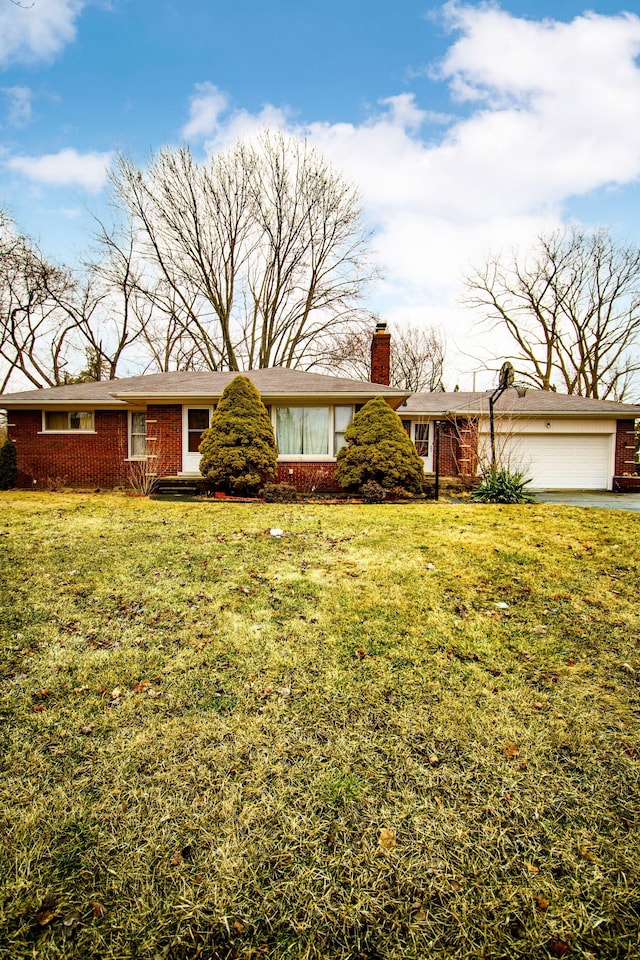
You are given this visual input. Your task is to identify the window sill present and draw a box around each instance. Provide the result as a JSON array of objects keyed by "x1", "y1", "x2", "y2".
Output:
[
  {"x1": 277, "y1": 455, "x2": 336, "y2": 462},
  {"x1": 38, "y1": 430, "x2": 97, "y2": 435}
]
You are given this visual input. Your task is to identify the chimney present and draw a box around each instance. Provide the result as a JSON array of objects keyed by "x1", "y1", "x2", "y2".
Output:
[{"x1": 370, "y1": 321, "x2": 391, "y2": 385}]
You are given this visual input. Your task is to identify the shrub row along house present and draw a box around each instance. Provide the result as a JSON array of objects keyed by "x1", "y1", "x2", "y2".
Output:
[{"x1": 1, "y1": 324, "x2": 639, "y2": 492}]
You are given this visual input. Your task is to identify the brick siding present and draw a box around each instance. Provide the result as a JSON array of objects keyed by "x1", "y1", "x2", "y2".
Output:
[
  {"x1": 146, "y1": 404, "x2": 182, "y2": 477},
  {"x1": 8, "y1": 409, "x2": 130, "y2": 488},
  {"x1": 276, "y1": 462, "x2": 339, "y2": 492},
  {"x1": 614, "y1": 419, "x2": 636, "y2": 477}
]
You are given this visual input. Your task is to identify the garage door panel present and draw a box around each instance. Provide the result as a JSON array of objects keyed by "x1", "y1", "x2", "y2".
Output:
[{"x1": 498, "y1": 433, "x2": 612, "y2": 489}]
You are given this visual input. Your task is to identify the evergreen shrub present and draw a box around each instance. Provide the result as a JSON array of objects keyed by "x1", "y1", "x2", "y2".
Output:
[
  {"x1": 0, "y1": 439, "x2": 17, "y2": 490},
  {"x1": 262, "y1": 482, "x2": 298, "y2": 502},
  {"x1": 335, "y1": 396, "x2": 424, "y2": 494},
  {"x1": 199, "y1": 376, "x2": 278, "y2": 495}
]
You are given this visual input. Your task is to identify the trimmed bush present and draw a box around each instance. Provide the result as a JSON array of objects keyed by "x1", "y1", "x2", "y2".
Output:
[
  {"x1": 199, "y1": 376, "x2": 278, "y2": 495},
  {"x1": 262, "y1": 482, "x2": 298, "y2": 503},
  {"x1": 0, "y1": 439, "x2": 17, "y2": 490},
  {"x1": 360, "y1": 480, "x2": 386, "y2": 503},
  {"x1": 470, "y1": 467, "x2": 534, "y2": 504},
  {"x1": 335, "y1": 396, "x2": 424, "y2": 494}
]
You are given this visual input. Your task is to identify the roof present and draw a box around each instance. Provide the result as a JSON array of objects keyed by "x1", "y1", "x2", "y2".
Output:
[
  {"x1": 0, "y1": 368, "x2": 409, "y2": 408},
  {"x1": 402, "y1": 388, "x2": 640, "y2": 418}
]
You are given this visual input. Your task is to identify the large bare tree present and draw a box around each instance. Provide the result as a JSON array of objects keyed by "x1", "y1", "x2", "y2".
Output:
[
  {"x1": 325, "y1": 321, "x2": 446, "y2": 392},
  {"x1": 0, "y1": 213, "x2": 145, "y2": 390},
  {"x1": 464, "y1": 228, "x2": 640, "y2": 400},
  {"x1": 104, "y1": 131, "x2": 374, "y2": 372}
]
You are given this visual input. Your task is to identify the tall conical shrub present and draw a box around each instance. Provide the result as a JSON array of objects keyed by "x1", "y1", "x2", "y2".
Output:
[
  {"x1": 335, "y1": 396, "x2": 424, "y2": 493},
  {"x1": 199, "y1": 376, "x2": 278, "y2": 494},
  {"x1": 0, "y1": 439, "x2": 17, "y2": 490}
]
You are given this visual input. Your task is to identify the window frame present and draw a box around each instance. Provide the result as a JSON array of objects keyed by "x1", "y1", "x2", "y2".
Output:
[
  {"x1": 272, "y1": 404, "x2": 354, "y2": 460},
  {"x1": 41, "y1": 410, "x2": 96, "y2": 433},
  {"x1": 128, "y1": 411, "x2": 147, "y2": 461}
]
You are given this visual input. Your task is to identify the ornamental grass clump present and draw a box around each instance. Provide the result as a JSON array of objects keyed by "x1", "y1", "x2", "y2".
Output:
[
  {"x1": 470, "y1": 466, "x2": 534, "y2": 504},
  {"x1": 199, "y1": 376, "x2": 278, "y2": 495},
  {"x1": 0, "y1": 439, "x2": 17, "y2": 490},
  {"x1": 335, "y1": 396, "x2": 424, "y2": 494}
]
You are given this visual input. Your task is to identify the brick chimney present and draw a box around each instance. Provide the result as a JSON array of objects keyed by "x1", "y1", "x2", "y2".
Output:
[{"x1": 370, "y1": 321, "x2": 391, "y2": 385}]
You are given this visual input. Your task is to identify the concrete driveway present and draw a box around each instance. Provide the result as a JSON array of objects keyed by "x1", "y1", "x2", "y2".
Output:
[{"x1": 533, "y1": 491, "x2": 640, "y2": 512}]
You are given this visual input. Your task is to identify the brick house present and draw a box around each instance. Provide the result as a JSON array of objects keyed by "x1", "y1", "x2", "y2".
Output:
[{"x1": 1, "y1": 324, "x2": 639, "y2": 492}]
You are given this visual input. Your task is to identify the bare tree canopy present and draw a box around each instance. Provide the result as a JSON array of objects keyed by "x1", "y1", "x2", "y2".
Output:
[
  {"x1": 464, "y1": 228, "x2": 640, "y2": 400},
  {"x1": 325, "y1": 322, "x2": 446, "y2": 392},
  {"x1": 103, "y1": 131, "x2": 374, "y2": 372},
  {"x1": 0, "y1": 213, "x2": 144, "y2": 390}
]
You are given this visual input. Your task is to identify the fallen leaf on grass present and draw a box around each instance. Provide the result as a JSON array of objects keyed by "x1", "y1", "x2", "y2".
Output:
[
  {"x1": 526, "y1": 862, "x2": 540, "y2": 874},
  {"x1": 90, "y1": 901, "x2": 107, "y2": 919},
  {"x1": 428, "y1": 754, "x2": 440, "y2": 767},
  {"x1": 548, "y1": 937, "x2": 571, "y2": 956},
  {"x1": 379, "y1": 828, "x2": 396, "y2": 849},
  {"x1": 79, "y1": 725, "x2": 95, "y2": 736},
  {"x1": 35, "y1": 894, "x2": 57, "y2": 926},
  {"x1": 536, "y1": 895, "x2": 550, "y2": 912},
  {"x1": 232, "y1": 921, "x2": 245, "y2": 933},
  {"x1": 503, "y1": 743, "x2": 520, "y2": 760},
  {"x1": 132, "y1": 680, "x2": 149, "y2": 693}
]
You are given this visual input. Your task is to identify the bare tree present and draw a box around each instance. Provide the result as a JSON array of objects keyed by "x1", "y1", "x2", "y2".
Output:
[
  {"x1": 0, "y1": 217, "x2": 79, "y2": 390},
  {"x1": 104, "y1": 131, "x2": 374, "y2": 372},
  {"x1": 464, "y1": 228, "x2": 640, "y2": 400},
  {"x1": 325, "y1": 321, "x2": 446, "y2": 391},
  {"x1": 0, "y1": 213, "x2": 147, "y2": 390}
]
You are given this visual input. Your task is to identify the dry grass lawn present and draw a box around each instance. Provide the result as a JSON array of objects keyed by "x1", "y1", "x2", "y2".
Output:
[{"x1": 0, "y1": 492, "x2": 638, "y2": 959}]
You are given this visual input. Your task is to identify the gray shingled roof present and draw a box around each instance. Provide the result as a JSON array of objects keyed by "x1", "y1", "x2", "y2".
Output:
[
  {"x1": 1, "y1": 368, "x2": 409, "y2": 405},
  {"x1": 402, "y1": 388, "x2": 640, "y2": 417}
]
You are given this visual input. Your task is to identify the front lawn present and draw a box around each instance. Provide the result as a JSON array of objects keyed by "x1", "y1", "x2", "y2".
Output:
[{"x1": 0, "y1": 493, "x2": 638, "y2": 959}]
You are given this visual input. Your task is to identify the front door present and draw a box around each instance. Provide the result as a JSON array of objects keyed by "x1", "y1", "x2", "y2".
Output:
[
  {"x1": 413, "y1": 421, "x2": 433, "y2": 472},
  {"x1": 181, "y1": 406, "x2": 213, "y2": 474}
]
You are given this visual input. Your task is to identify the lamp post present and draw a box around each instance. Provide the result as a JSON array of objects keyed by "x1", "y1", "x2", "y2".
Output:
[{"x1": 489, "y1": 363, "x2": 527, "y2": 470}]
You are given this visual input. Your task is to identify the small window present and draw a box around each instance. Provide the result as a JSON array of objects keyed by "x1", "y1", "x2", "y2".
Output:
[
  {"x1": 187, "y1": 408, "x2": 211, "y2": 453},
  {"x1": 414, "y1": 422, "x2": 430, "y2": 457},
  {"x1": 129, "y1": 412, "x2": 147, "y2": 459},
  {"x1": 334, "y1": 405, "x2": 353, "y2": 454},
  {"x1": 44, "y1": 411, "x2": 94, "y2": 431}
]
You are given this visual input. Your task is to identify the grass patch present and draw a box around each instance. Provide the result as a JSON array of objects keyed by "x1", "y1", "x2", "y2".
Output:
[{"x1": 0, "y1": 492, "x2": 639, "y2": 959}]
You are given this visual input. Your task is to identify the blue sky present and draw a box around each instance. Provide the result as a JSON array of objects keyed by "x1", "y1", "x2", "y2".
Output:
[{"x1": 1, "y1": 0, "x2": 640, "y2": 385}]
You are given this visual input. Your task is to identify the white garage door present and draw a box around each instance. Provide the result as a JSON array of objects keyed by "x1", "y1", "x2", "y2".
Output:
[{"x1": 499, "y1": 433, "x2": 613, "y2": 490}]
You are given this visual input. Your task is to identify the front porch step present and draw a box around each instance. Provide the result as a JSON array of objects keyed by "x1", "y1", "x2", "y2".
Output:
[{"x1": 152, "y1": 475, "x2": 203, "y2": 496}]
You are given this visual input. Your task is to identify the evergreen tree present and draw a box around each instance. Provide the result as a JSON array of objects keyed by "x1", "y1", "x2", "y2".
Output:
[
  {"x1": 0, "y1": 439, "x2": 18, "y2": 490},
  {"x1": 335, "y1": 397, "x2": 424, "y2": 493},
  {"x1": 199, "y1": 376, "x2": 278, "y2": 494}
]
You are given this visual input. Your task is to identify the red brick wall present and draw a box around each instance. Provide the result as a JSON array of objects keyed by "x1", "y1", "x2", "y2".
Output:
[
  {"x1": 8, "y1": 409, "x2": 130, "y2": 488},
  {"x1": 434, "y1": 419, "x2": 479, "y2": 477},
  {"x1": 614, "y1": 419, "x2": 636, "y2": 477},
  {"x1": 146, "y1": 404, "x2": 182, "y2": 477},
  {"x1": 276, "y1": 462, "x2": 338, "y2": 492}
]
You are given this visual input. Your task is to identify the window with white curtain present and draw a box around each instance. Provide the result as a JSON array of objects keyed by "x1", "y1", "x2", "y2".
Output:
[
  {"x1": 274, "y1": 406, "x2": 354, "y2": 457},
  {"x1": 275, "y1": 407, "x2": 329, "y2": 455}
]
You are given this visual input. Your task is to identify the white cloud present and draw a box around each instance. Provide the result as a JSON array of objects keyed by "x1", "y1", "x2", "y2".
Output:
[
  {"x1": 3, "y1": 85, "x2": 33, "y2": 127},
  {"x1": 184, "y1": 5, "x2": 640, "y2": 385},
  {"x1": 6, "y1": 148, "x2": 114, "y2": 192},
  {"x1": 181, "y1": 82, "x2": 228, "y2": 140},
  {"x1": 0, "y1": 0, "x2": 86, "y2": 67}
]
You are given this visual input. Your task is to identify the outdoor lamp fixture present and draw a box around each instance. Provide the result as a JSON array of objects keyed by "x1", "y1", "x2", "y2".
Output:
[{"x1": 489, "y1": 362, "x2": 528, "y2": 469}]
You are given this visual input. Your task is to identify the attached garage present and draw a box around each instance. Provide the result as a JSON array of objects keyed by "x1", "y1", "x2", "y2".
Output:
[{"x1": 495, "y1": 429, "x2": 615, "y2": 490}]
